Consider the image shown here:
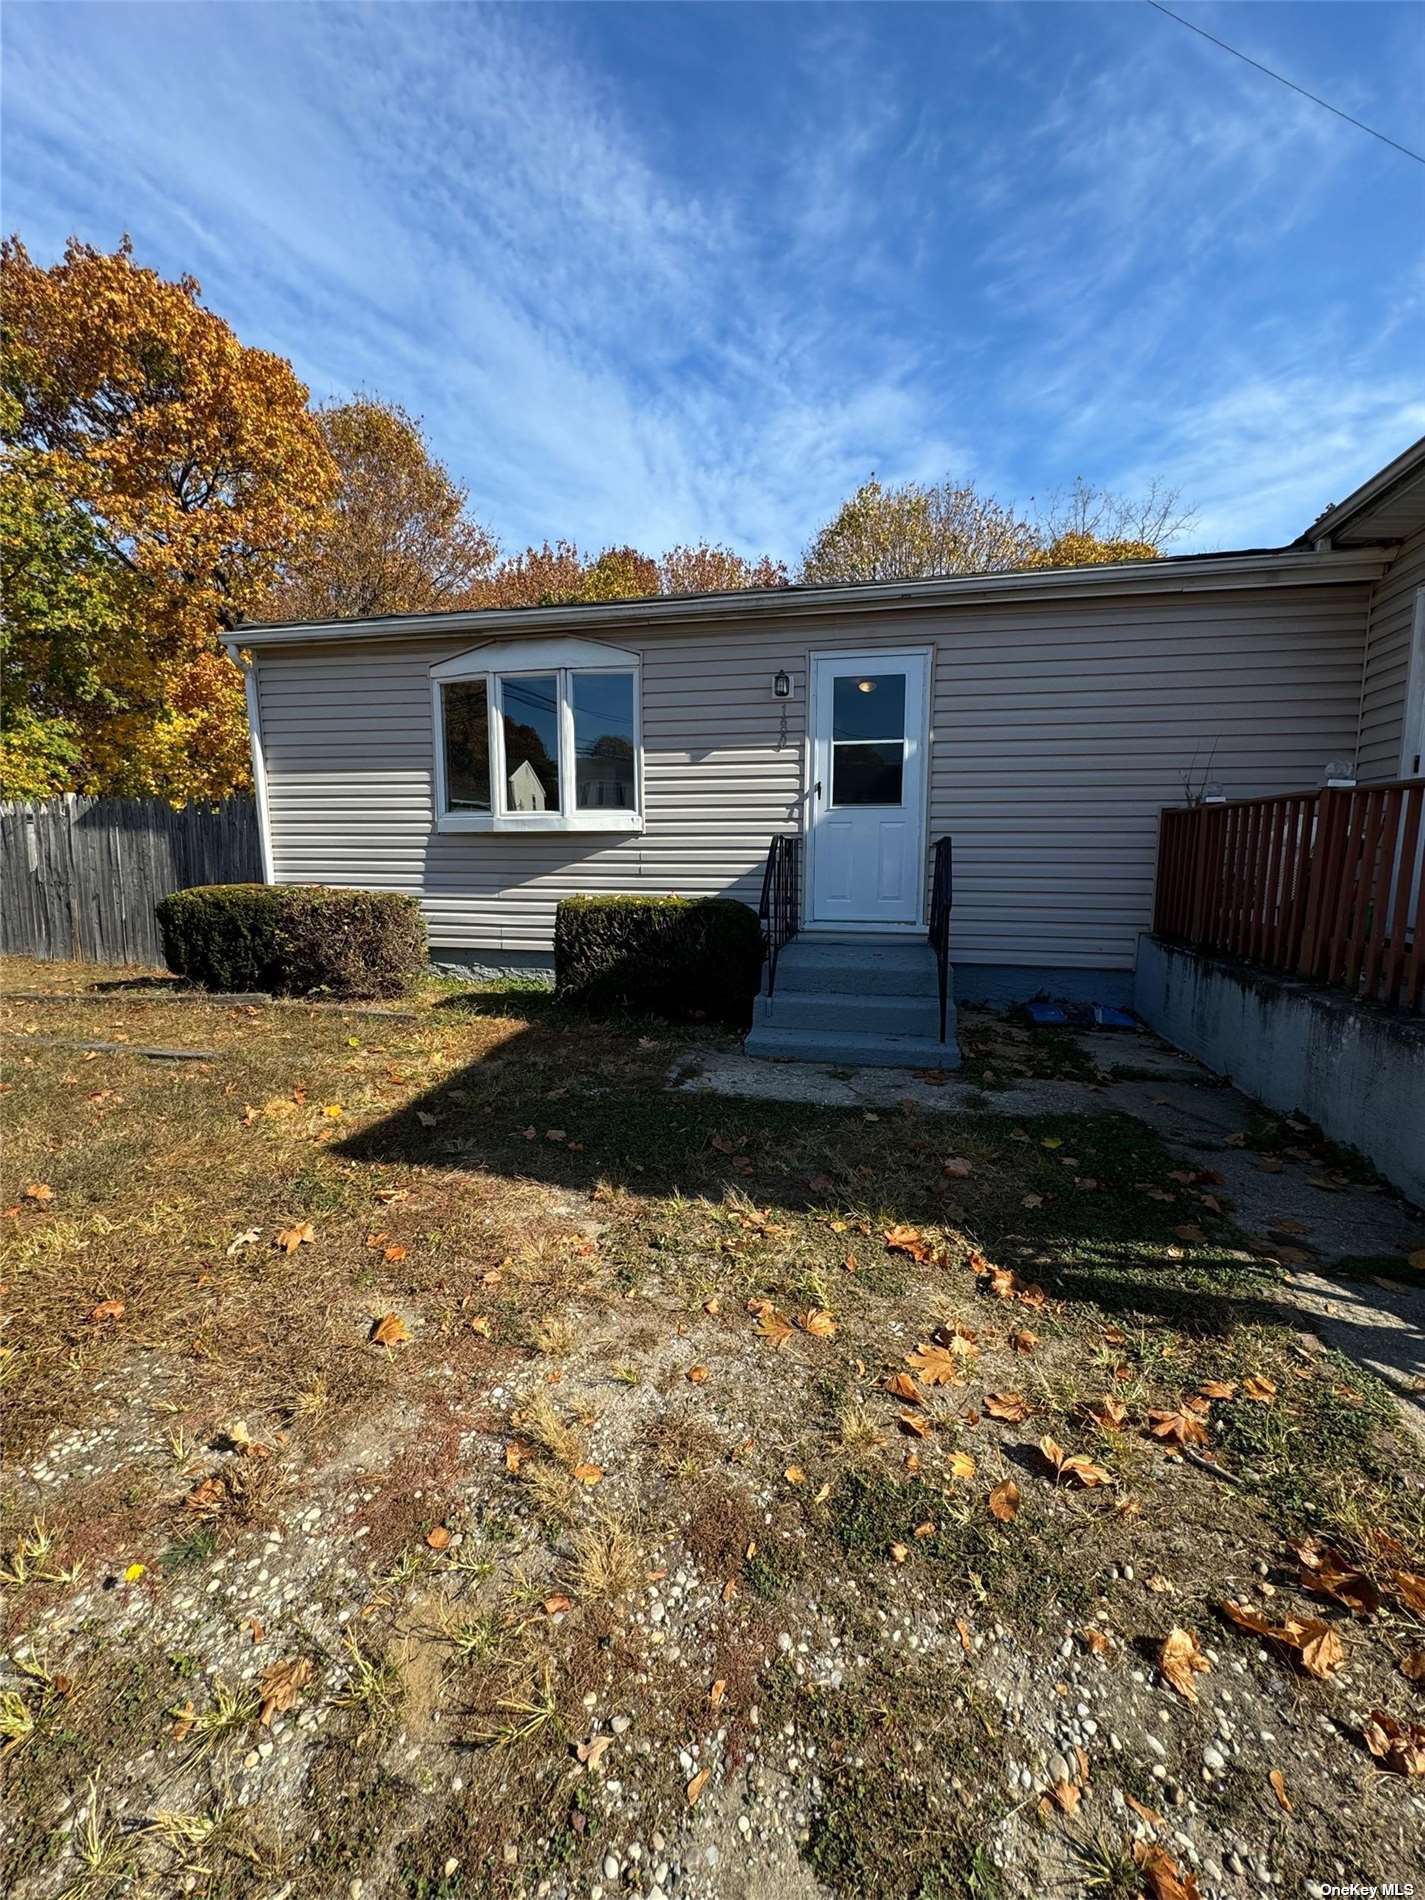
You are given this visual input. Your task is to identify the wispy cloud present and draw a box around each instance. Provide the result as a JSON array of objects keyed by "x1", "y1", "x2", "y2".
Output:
[{"x1": 3, "y1": 0, "x2": 1421, "y2": 560}]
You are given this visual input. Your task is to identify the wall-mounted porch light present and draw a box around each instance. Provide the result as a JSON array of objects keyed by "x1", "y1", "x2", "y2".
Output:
[{"x1": 772, "y1": 669, "x2": 792, "y2": 699}]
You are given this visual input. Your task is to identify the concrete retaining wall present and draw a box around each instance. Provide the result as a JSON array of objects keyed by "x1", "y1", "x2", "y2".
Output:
[{"x1": 1134, "y1": 935, "x2": 1425, "y2": 1207}]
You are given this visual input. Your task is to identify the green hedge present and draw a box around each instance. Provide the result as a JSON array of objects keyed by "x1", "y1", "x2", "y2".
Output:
[
  {"x1": 554, "y1": 895, "x2": 762, "y2": 1024},
  {"x1": 155, "y1": 884, "x2": 426, "y2": 1000}
]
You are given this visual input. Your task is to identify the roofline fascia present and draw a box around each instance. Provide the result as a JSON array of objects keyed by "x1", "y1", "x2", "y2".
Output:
[
  {"x1": 1299, "y1": 435, "x2": 1425, "y2": 547},
  {"x1": 230, "y1": 546, "x2": 1389, "y2": 650}
]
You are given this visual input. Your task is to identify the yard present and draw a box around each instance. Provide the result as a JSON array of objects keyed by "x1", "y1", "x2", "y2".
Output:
[{"x1": 2, "y1": 963, "x2": 1423, "y2": 1900}]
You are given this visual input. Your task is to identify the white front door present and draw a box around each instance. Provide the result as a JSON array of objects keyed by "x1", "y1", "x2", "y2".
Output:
[{"x1": 807, "y1": 649, "x2": 929, "y2": 926}]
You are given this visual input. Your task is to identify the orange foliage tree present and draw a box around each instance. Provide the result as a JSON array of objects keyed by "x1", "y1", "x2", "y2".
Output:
[
  {"x1": 264, "y1": 398, "x2": 498, "y2": 622},
  {"x1": 1, "y1": 236, "x2": 335, "y2": 798}
]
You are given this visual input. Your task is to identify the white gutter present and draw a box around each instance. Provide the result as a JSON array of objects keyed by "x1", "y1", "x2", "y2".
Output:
[
  {"x1": 225, "y1": 642, "x2": 275, "y2": 883},
  {"x1": 230, "y1": 546, "x2": 1390, "y2": 650}
]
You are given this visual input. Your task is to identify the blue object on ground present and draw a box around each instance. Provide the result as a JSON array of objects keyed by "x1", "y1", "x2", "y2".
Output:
[
  {"x1": 1093, "y1": 1004, "x2": 1138, "y2": 1030},
  {"x1": 1024, "y1": 1001, "x2": 1069, "y2": 1026}
]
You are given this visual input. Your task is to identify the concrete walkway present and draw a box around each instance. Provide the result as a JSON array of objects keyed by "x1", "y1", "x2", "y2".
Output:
[{"x1": 675, "y1": 1021, "x2": 1425, "y2": 1439}]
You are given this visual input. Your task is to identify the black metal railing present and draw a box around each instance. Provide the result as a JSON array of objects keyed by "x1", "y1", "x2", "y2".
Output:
[
  {"x1": 758, "y1": 833, "x2": 801, "y2": 1001},
  {"x1": 928, "y1": 835, "x2": 953, "y2": 1041}
]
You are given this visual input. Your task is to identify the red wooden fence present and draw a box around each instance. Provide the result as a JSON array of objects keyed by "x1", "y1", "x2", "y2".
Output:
[{"x1": 1152, "y1": 779, "x2": 1425, "y2": 1014}]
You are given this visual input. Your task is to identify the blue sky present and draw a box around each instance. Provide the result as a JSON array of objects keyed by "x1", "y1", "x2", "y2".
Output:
[{"x1": 4, "y1": 1, "x2": 1423, "y2": 562}]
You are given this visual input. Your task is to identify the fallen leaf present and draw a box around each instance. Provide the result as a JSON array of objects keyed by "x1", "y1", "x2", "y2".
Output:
[
  {"x1": 1389, "y1": 1569, "x2": 1425, "y2": 1615},
  {"x1": 987, "y1": 1479, "x2": 1020, "y2": 1522},
  {"x1": 1148, "y1": 1407, "x2": 1210, "y2": 1449},
  {"x1": 947, "y1": 1450, "x2": 977, "y2": 1481},
  {"x1": 686, "y1": 1767, "x2": 710, "y2": 1805},
  {"x1": 799, "y1": 1307, "x2": 837, "y2": 1338},
  {"x1": 185, "y1": 1476, "x2": 227, "y2": 1517},
  {"x1": 1218, "y1": 1600, "x2": 1346, "y2": 1679},
  {"x1": 1197, "y1": 1379, "x2": 1238, "y2": 1401},
  {"x1": 504, "y1": 1439, "x2": 531, "y2": 1473},
  {"x1": 258, "y1": 1656, "x2": 313, "y2": 1725},
  {"x1": 1132, "y1": 1839, "x2": 1202, "y2": 1900},
  {"x1": 1123, "y1": 1790, "x2": 1164, "y2": 1829},
  {"x1": 275, "y1": 1222, "x2": 316, "y2": 1253},
  {"x1": 383, "y1": 1243, "x2": 408, "y2": 1263},
  {"x1": 426, "y1": 1526, "x2": 451, "y2": 1550},
  {"x1": 709, "y1": 1679, "x2": 726, "y2": 1708},
  {"x1": 226, "y1": 1228, "x2": 261, "y2": 1256},
  {"x1": 1241, "y1": 1374, "x2": 1277, "y2": 1404},
  {"x1": 87, "y1": 1298, "x2": 125, "y2": 1323},
  {"x1": 1361, "y1": 1709, "x2": 1425, "y2": 1776},
  {"x1": 1158, "y1": 1627, "x2": 1210, "y2": 1703},
  {"x1": 755, "y1": 1307, "x2": 794, "y2": 1351},
  {"x1": 784, "y1": 1466, "x2": 806, "y2": 1485},
  {"x1": 1290, "y1": 1536, "x2": 1380, "y2": 1616},
  {"x1": 468, "y1": 1316, "x2": 493, "y2": 1338},
  {"x1": 884, "y1": 1371, "x2": 922, "y2": 1404},
  {"x1": 942, "y1": 1157, "x2": 973, "y2": 1178},
  {"x1": 1008, "y1": 1328, "x2": 1038, "y2": 1354},
  {"x1": 898, "y1": 1411, "x2": 932, "y2": 1439},
  {"x1": 576, "y1": 1732, "x2": 611, "y2": 1767},
  {"x1": 1174, "y1": 1224, "x2": 1206, "y2": 1244},
  {"x1": 572, "y1": 1463, "x2": 604, "y2": 1487},
  {"x1": 1400, "y1": 1651, "x2": 1425, "y2": 1682},
  {"x1": 1040, "y1": 1436, "x2": 1112, "y2": 1487},
  {"x1": 23, "y1": 1183, "x2": 54, "y2": 1204},
  {"x1": 370, "y1": 1312, "x2": 410, "y2": 1347},
  {"x1": 1079, "y1": 1397, "x2": 1127, "y2": 1431},
  {"x1": 1268, "y1": 1768, "x2": 1292, "y2": 1813},
  {"x1": 889, "y1": 1542, "x2": 909, "y2": 1563},
  {"x1": 905, "y1": 1342, "x2": 962, "y2": 1386},
  {"x1": 985, "y1": 1390, "x2": 1031, "y2": 1423},
  {"x1": 687, "y1": 1364, "x2": 710, "y2": 1384},
  {"x1": 171, "y1": 1699, "x2": 195, "y2": 1742},
  {"x1": 1078, "y1": 1626, "x2": 1112, "y2": 1657},
  {"x1": 543, "y1": 1594, "x2": 573, "y2": 1616},
  {"x1": 884, "y1": 1224, "x2": 931, "y2": 1263},
  {"x1": 1021, "y1": 1193, "x2": 1043, "y2": 1209}
]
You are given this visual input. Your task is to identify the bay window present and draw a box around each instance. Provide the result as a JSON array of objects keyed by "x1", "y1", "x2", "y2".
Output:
[{"x1": 430, "y1": 638, "x2": 642, "y2": 832}]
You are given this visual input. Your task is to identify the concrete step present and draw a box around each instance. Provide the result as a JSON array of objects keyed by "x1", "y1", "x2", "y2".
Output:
[
  {"x1": 753, "y1": 989, "x2": 944, "y2": 1038},
  {"x1": 743, "y1": 1024, "x2": 961, "y2": 1070},
  {"x1": 769, "y1": 938, "x2": 940, "y2": 997}
]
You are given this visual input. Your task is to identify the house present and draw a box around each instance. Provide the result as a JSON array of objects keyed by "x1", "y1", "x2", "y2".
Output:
[{"x1": 229, "y1": 436, "x2": 1425, "y2": 1068}]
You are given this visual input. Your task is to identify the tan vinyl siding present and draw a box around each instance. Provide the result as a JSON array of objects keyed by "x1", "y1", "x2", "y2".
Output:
[
  {"x1": 1356, "y1": 523, "x2": 1425, "y2": 781},
  {"x1": 255, "y1": 579, "x2": 1370, "y2": 971}
]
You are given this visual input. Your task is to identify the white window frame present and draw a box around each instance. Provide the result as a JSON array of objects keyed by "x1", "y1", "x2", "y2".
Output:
[{"x1": 430, "y1": 636, "x2": 643, "y2": 834}]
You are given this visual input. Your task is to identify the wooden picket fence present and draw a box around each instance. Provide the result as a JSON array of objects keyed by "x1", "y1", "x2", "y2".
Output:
[
  {"x1": 0, "y1": 795, "x2": 261, "y2": 967},
  {"x1": 1153, "y1": 779, "x2": 1425, "y2": 1013}
]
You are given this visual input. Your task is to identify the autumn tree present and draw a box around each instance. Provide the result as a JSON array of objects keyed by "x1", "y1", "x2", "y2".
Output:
[
  {"x1": 481, "y1": 538, "x2": 785, "y2": 608},
  {"x1": 658, "y1": 543, "x2": 788, "y2": 595},
  {"x1": 0, "y1": 236, "x2": 335, "y2": 799},
  {"x1": 264, "y1": 398, "x2": 497, "y2": 622},
  {"x1": 798, "y1": 475, "x2": 1042, "y2": 585},
  {"x1": 799, "y1": 472, "x2": 1193, "y2": 585}
]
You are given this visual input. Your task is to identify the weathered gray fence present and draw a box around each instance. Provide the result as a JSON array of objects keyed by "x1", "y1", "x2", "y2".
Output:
[{"x1": 0, "y1": 795, "x2": 261, "y2": 966}]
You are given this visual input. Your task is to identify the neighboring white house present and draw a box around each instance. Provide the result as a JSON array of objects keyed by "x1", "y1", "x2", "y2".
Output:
[{"x1": 229, "y1": 436, "x2": 1425, "y2": 1004}]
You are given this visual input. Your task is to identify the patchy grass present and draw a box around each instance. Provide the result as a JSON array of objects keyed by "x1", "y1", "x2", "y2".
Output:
[{"x1": 3, "y1": 960, "x2": 1423, "y2": 1900}]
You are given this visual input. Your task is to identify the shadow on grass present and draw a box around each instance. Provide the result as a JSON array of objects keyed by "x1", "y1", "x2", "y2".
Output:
[{"x1": 334, "y1": 1002, "x2": 1322, "y2": 1343}]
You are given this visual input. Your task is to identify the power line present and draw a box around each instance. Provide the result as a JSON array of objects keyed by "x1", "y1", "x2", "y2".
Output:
[{"x1": 1143, "y1": 0, "x2": 1425, "y2": 168}]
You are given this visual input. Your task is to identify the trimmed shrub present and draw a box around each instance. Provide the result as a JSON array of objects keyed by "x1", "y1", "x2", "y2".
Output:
[
  {"x1": 554, "y1": 895, "x2": 762, "y2": 1025},
  {"x1": 156, "y1": 884, "x2": 426, "y2": 1000}
]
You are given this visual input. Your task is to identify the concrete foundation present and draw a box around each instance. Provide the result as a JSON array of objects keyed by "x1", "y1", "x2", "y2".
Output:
[
  {"x1": 429, "y1": 949, "x2": 554, "y2": 983},
  {"x1": 1134, "y1": 934, "x2": 1425, "y2": 1207},
  {"x1": 952, "y1": 963, "x2": 1134, "y2": 1009}
]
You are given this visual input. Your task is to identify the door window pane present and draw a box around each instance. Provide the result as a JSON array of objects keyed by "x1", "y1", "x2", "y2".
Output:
[
  {"x1": 832, "y1": 672, "x2": 906, "y2": 741},
  {"x1": 443, "y1": 680, "x2": 490, "y2": 810},
  {"x1": 500, "y1": 674, "x2": 561, "y2": 812},
  {"x1": 833, "y1": 741, "x2": 904, "y2": 805},
  {"x1": 573, "y1": 672, "x2": 636, "y2": 809}
]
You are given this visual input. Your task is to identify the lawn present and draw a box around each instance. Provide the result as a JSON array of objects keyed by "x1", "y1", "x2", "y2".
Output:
[{"x1": 2, "y1": 964, "x2": 1423, "y2": 1900}]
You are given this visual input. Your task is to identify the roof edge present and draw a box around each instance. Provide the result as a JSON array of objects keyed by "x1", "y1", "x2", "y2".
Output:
[
  {"x1": 230, "y1": 545, "x2": 1389, "y2": 650},
  {"x1": 1298, "y1": 434, "x2": 1425, "y2": 547}
]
